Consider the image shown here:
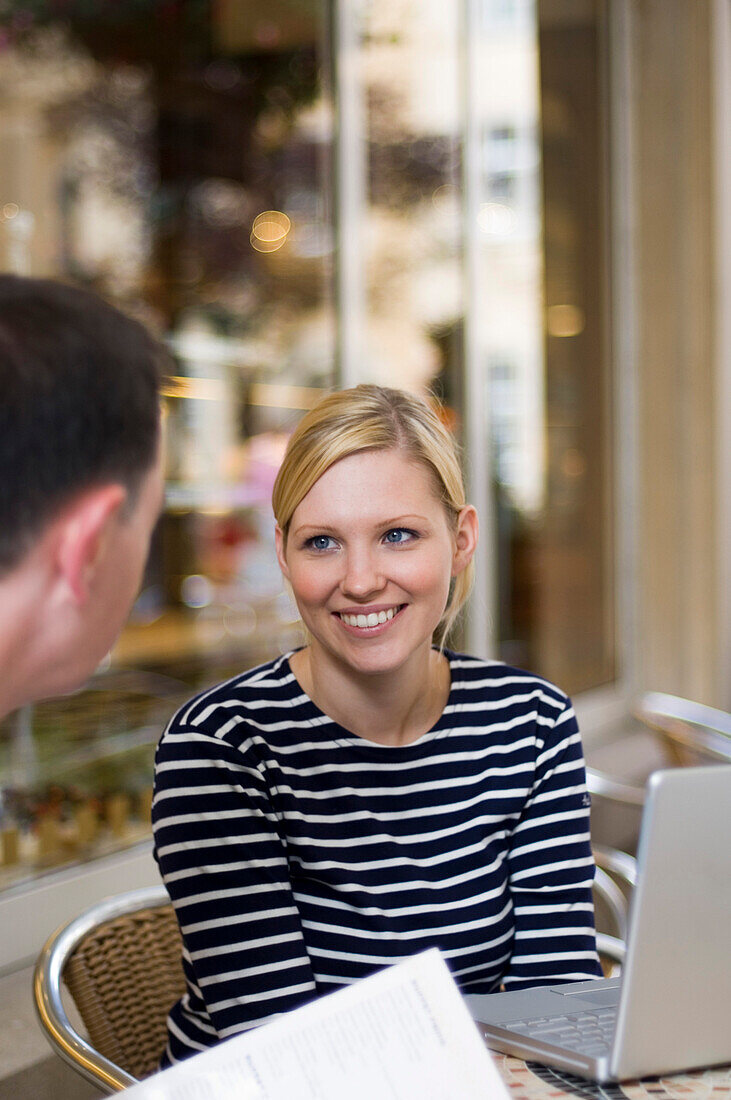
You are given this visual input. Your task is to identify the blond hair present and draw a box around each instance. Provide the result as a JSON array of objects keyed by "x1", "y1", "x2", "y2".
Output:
[{"x1": 272, "y1": 384, "x2": 474, "y2": 644}]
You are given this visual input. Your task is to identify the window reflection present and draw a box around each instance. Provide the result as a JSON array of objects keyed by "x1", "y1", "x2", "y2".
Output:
[
  {"x1": 0, "y1": 0, "x2": 333, "y2": 890},
  {"x1": 359, "y1": 3, "x2": 464, "y2": 406},
  {"x1": 480, "y1": 0, "x2": 615, "y2": 693},
  {"x1": 0, "y1": 0, "x2": 617, "y2": 895}
]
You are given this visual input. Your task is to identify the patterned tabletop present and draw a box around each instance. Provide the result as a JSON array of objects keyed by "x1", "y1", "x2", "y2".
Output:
[{"x1": 493, "y1": 1053, "x2": 731, "y2": 1100}]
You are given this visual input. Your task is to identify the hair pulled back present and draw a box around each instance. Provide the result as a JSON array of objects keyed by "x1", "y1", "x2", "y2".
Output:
[{"x1": 272, "y1": 384, "x2": 474, "y2": 643}]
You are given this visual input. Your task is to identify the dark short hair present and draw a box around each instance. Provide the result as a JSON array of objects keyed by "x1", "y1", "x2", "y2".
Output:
[{"x1": 0, "y1": 276, "x2": 164, "y2": 573}]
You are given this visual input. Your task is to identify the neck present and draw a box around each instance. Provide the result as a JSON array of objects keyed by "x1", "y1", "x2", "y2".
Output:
[
  {"x1": 0, "y1": 550, "x2": 66, "y2": 719},
  {"x1": 291, "y1": 642, "x2": 451, "y2": 747}
]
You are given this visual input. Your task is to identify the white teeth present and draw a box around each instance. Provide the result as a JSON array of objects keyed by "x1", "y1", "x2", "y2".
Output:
[{"x1": 339, "y1": 606, "x2": 399, "y2": 628}]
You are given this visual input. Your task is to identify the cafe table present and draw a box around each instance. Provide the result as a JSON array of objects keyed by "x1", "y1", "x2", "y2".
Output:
[{"x1": 491, "y1": 1053, "x2": 731, "y2": 1100}]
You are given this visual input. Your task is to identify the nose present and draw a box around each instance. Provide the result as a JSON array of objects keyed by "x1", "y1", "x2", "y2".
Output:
[{"x1": 340, "y1": 545, "x2": 385, "y2": 600}]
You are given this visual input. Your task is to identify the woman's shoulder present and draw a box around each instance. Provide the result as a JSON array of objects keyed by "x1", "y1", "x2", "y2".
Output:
[
  {"x1": 162, "y1": 651, "x2": 303, "y2": 738},
  {"x1": 445, "y1": 652, "x2": 577, "y2": 753},
  {"x1": 446, "y1": 650, "x2": 571, "y2": 709}
]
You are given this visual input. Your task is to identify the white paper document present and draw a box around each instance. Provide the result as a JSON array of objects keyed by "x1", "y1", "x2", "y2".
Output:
[{"x1": 121, "y1": 948, "x2": 509, "y2": 1100}]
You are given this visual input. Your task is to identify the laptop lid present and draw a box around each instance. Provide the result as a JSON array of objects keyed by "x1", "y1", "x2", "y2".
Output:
[
  {"x1": 610, "y1": 765, "x2": 731, "y2": 1079},
  {"x1": 468, "y1": 765, "x2": 731, "y2": 1082}
]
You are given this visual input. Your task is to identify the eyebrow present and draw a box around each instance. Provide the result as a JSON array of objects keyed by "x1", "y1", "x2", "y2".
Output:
[{"x1": 290, "y1": 515, "x2": 432, "y2": 538}]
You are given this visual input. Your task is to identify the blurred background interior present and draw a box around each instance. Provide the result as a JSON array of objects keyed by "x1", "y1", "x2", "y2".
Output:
[{"x1": 0, "y1": 0, "x2": 730, "y2": 1092}]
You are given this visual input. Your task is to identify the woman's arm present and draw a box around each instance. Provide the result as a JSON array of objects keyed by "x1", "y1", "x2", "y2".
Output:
[
  {"x1": 152, "y1": 722, "x2": 318, "y2": 1049},
  {"x1": 502, "y1": 697, "x2": 603, "y2": 988}
]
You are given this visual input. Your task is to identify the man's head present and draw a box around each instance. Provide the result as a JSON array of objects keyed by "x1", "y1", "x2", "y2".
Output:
[
  {"x1": 0, "y1": 276, "x2": 166, "y2": 713},
  {"x1": 0, "y1": 275, "x2": 163, "y2": 570}
]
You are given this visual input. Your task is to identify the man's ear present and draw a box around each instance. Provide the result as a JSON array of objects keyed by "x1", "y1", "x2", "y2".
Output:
[
  {"x1": 55, "y1": 484, "x2": 127, "y2": 605},
  {"x1": 274, "y1": 525, "x2": 290, "y2": 581}
]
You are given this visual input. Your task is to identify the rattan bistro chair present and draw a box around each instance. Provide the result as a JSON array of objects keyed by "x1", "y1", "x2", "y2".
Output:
[
  {"x1": 33, "y1": 863, "x2": 632, "y2": 1092},
  {"x1": 34, "y1": 885, "x2": 184, "y2": 1094}
]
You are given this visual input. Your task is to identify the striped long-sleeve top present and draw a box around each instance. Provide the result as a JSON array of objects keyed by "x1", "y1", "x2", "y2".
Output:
[{"x1": 152, "y1": 650, "x2": 602, "y2": 1065}]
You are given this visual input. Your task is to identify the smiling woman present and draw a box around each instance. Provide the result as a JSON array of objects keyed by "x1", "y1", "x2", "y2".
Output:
[
  {"x1": 151, "y1": 385, "x2": 603, "y2": 1067},
  {"x1": 274, "y1": 447, "x2": 477, "y2": 736}
]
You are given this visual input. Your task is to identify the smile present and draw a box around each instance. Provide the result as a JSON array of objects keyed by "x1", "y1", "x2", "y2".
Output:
[{"x1": 336, "y1": 605, "x2": 403, "y2": 628}]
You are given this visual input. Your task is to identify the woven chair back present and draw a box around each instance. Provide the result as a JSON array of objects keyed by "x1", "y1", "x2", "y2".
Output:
[{"x1": 63, "y1": 903, "x2": 185, "y2": 1081}]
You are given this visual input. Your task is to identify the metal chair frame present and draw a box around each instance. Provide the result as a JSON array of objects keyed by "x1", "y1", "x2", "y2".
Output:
[
  {"x1": 593, "y1": 863, "x2": 630, "y2": 942},
  {"x1": 592, "y1": 845, "x2": 635, "y2": 977},
  {"x1": 34, "y1": 884, "x2": 171, "y2": 1094},
  {"x1": 593, "y1": 843, "x2": 638, "y2": 894},
  {"x1": 596, "y1": 933, "x2": 625, "y2": 967},
  {"x1": 636, "y1": 692, "x2": 731, "y2": 764}
]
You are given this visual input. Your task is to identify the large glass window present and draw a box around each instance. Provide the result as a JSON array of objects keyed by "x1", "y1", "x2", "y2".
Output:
[
  {"x1": 0, "y1": 0, "x2": 618, "y2": 900},
  {"x1": 0, "y1": 0, "x2": 334, "y2": 892}
]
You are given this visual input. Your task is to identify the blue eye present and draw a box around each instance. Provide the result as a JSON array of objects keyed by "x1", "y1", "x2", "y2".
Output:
[
  {"x1": 383, "y1": 528, "x2": 416, "y2": 545},
  {"x1": 307, "y1": 534, "x2": 336, "y2": 551}
]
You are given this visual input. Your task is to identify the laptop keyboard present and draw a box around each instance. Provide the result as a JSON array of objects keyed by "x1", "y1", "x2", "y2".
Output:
[{"x1": 507, "y1": 1007, "x2": 617, "y2": 1056}]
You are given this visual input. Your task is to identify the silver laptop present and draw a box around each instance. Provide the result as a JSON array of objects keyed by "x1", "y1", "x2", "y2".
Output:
[{"x1": 466, "y1": 765, "x2": 731, "y2": 1082}]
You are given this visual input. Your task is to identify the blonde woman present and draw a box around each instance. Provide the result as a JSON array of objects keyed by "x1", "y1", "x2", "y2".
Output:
[{"x1": 152, "y1": 385, "x2": 602, "y2": 1065}]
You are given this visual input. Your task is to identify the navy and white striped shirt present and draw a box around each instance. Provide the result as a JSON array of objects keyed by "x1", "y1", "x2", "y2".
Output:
[{"x1": 152, "y1": 650, "x2": 602, "y2": 1064}]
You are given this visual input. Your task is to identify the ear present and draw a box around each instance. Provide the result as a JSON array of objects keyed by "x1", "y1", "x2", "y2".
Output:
[
  {"x1": 274, "y1": 525, "x2": 291, "y2": 581},
  {"x1": 55, "y1": 484, "x2": 127, "y2": 605},
  {"x1": 452, "y1": 505, "x2": 479, "y2": 577}
]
